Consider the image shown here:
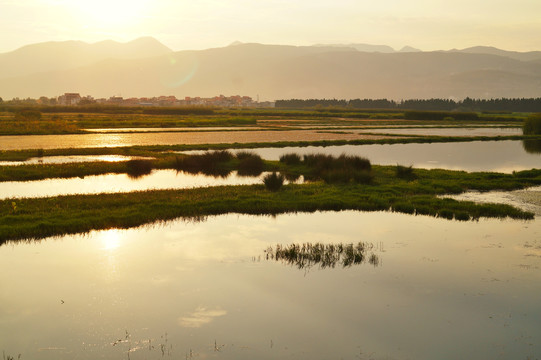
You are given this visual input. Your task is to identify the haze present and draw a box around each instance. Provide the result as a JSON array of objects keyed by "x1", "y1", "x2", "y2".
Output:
[{"x1": 1, "y1": 0, "x2": 541, "y2": 53}]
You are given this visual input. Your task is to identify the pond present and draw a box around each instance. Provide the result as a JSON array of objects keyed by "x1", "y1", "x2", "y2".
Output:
[
  {"x1": 354, "y1": 127, "x2": 522, "y2": 137},
  {"x1": 209, "y1": 140, "x2": 539, "y2": 173},
  {"x1": 83, "y1": 127, "x2": 262, "y2": 133},
  {"x1": 0, "y1": 131, "x2": 383, "y2": 151},
  {"x1": 0, "y1": 155, "x2": 151, "y2": 166},
  {"x1": 1, "y1": 211, "x2": 540, "y2": 360},
  {"x1": 0, "y1": 170, "x2": 298, "y2": 199}
]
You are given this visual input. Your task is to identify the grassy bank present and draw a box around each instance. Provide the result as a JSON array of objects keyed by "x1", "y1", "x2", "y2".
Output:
[{"x1": 2, "y1": 164, "x2": 540, "y2": 243}]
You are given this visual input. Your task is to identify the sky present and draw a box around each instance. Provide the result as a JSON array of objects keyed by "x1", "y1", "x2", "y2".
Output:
[{"x1": 1, "y1": 0, "x2": 541, "y2": 53}]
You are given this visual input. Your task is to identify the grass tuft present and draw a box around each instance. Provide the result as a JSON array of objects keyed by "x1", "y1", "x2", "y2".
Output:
[
  {"x1": 263, "y1": 172, "x2": 285, "y2": 191},
  {"x1": 126, "y1": 159, "x2": 153, "y2": 178}
]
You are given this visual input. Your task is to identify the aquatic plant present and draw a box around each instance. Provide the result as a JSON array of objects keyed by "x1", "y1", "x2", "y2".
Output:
[
  {"x1": 264, "y1": 242, "x2": 380, "y2": 270},
  {"x1": 263, "y1": 172, "x2": 284, "y2": 191}
]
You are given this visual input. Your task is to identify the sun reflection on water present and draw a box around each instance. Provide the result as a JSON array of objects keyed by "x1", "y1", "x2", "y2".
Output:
[{"x1": 100, "y1": 229, "x2": 122, "y2": 251}]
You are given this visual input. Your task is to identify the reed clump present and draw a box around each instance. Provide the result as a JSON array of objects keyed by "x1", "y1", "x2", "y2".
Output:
[
  {"x1": 523, "y1": 114, "x2": 541, "y2": 135},
  {"x1": 263, "y1": 172, "x2": 284, "y2": 191},
  {"x1": 395, "y1": 164, "x2": 416, "y2": 180},
  {"x1": 126, "y1": 159, "x2": 153, "y2": 178},
  {"x1": 236, "y1": 151, "x2": 264, "y2": 176},
  {"x1": 265, "y1": 242, "x2": 380, "y2": 269},
  {"x1": 279, "y1": 153, "x2": 302, "y2": 165},
  {"x1": 174, "y1": 150, "x2": 233, "y2": 177}
]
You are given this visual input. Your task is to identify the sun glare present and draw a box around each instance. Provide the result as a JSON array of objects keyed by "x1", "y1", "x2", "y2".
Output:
[
  {"x1": 70, "y1": 0, "x2": 151, "y2": 28},
  {"x1": 100, "y1": 229, "x2": 122, "y2": 251}
]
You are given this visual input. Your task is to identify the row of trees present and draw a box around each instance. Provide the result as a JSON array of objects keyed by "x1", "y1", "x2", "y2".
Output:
[{"x1": 276, "y1": 98, "x2": 541, "y2": 112}]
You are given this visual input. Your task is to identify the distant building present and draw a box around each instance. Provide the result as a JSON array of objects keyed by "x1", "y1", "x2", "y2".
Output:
[{"x1": 57, "y1": 93, "x2": 81, "y2": 105}]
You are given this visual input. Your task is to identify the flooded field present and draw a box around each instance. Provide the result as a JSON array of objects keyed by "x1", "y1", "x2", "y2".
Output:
[
  {"x1": 211, "y1": 140, "x2": 540, "y2": 173},
  {"x1": 83, "y1": 127, "x2": 262, "y2": 133},
  {"x1": 0, "y1": 131, "x2": 385, "y2": 151},
  {"x1": 0, "y1": 170, "x2": 292, "y2": 199},
  {"x1": 0, "y1": 155, "x2": 151, "y2": 166},
  {"x1": 354, "y1": 127, "x2": 522, "y2": 137},
  {"x1": 1, "y1": 211, "x2": 540, "y2": 360}
]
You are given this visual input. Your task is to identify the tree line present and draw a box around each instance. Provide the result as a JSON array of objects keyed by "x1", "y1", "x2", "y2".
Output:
[{"x1": 275, "y1": 98, "x2": 541, "y2": 112}]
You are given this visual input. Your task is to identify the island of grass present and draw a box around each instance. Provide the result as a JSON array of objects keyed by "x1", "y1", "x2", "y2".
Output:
[{"x1": 1, "y1": 151, "x2": 540, "y2": 243}]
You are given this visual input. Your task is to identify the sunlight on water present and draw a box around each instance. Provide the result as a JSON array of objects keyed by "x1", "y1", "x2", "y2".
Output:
[
  {"x1": 1, "y1": 211, "x2": 540, "y2": 360},
  {"x1": 0, "y1": 170, "x2": 299, "y2": 199}
]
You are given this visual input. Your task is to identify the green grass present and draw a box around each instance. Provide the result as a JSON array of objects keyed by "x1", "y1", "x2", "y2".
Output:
[
  {"x1": 1, "y1": 164, "x2": 540, "y2": 243},
  {"x1": 523, "y1": 114, "x2": 541, "y2": 135}
]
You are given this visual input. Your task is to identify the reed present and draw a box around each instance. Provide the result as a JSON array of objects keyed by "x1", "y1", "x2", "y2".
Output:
[{"x1": 263, "y1": 172, "x2": 285, "y2": 191}]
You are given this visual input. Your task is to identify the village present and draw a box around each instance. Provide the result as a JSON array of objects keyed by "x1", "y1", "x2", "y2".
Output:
[{"x1": 52, "y1": 93, "x2": 276, "y2": 108}]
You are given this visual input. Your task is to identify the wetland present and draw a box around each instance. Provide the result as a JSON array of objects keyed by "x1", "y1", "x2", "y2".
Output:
[{"x1": 1, "y1": 108, "x2": 540, "y2": 360}]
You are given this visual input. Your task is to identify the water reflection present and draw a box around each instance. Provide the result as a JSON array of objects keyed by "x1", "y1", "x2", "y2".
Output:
[
  {"x1": 0, "y1": 155, "x2": 150, "y2": 166},
  {"x1": 0, "y1": 211, "x2": 540, "y2": 359},
  {"x1": 0, "y1": 170, "x2": 273, "y2": 199},
  {"x1": 522, "y1": 138, "x2": 541, "y2": 154},
  {"x1": 264, "y1": 242, "x2": 380, "y2": 269},
  {"x1": 357, "y1": 127, "x2": 522, "y2": 137},
  {"x1": 206, "y1": 140, "x2": 541, "y2": 173}
]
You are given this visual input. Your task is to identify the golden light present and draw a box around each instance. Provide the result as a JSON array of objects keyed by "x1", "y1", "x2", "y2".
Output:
[
  {"x1": 69, "y1": 0, "x2": 152, "y2": 28},
  {"x1": 100, "y1": 229, "x2": 122, "y2": 251}
]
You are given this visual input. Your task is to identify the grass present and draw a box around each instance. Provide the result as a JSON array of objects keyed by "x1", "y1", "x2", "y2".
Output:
[
  {"x1": 263, "y1": 172, "x2": 285, "y2": 191},
  {"x1": 1, "y1": 163, "x2": 541, "y2": 243},
  {"x1": 236, "y1": 152, "x2": 265, "y2": 176},
  {"x1": 265, "y1": 242, "x2": 380, "y2": 269},
  {"x1": 523, "y1": 114, "x2": 541, "y2": 135},
  {"x1": 126, "y1": 159, "x2": 153, "y2": 178},
  {"x1": 395, "y1": 164, "x2": 416, "y2": 180}
]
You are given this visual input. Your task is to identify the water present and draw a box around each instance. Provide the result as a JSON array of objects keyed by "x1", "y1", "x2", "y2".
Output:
[
  {"x1": 0, "y1": 155, "x2": 151, "y2": 166},
  {"x1": 0, "y1": 170, "x2": 299, "y2": 199},
  {"x1": 355, "y1": 127, "x2": 522, "y2": 137},
  {"x1": 1, "y1": 211, "x2": 540, "y2": 360},
  {"x1": 0, "y1": 130, "x2": 376, "y2": 150},
  {"x1": 209, "y1": 140, "x2": 539, "y2": 173},
  {"x1": 83, "y1": 127, "x2": 261, "y2": 133}
]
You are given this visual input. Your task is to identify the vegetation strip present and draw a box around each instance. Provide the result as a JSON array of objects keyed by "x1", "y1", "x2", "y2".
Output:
[{"x1": 2, "y1": 164, "x2": 540, "y2": 243}]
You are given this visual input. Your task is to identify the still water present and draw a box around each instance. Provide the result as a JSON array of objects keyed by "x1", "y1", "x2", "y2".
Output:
[
  {"x1": 0, "y1": 170, "x2": 288, "y2": 199},
  {"x1": 0, "y1": 131, "x2": 377, "y2": 151},
  {"x1": 0, "y1": 155, "x2": 150, "y2": 166},
  {"x1": 217, "y1": 140, "x2": 540, "y2": 173},
  {"x1": 354, "y1": 127, "x2": 522, "y2": 137},
  {"x1": 1, "y1": 211, "x2": 540, "y2": 360}
]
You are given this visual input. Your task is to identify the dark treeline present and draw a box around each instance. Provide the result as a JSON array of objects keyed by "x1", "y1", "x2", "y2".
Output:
[{"x1": 276, "y1": 98, "x2": 541, "y2": 112}]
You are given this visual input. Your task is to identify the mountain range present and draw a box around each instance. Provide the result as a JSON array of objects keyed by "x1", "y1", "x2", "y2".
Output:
[{"x1": 1, "y1": 37, "x2": 540, "y2": 101}]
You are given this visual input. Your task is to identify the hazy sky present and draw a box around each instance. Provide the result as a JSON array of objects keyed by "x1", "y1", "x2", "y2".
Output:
[{"x1": 1, "y1": 0, "x2": 541, "y2": 53}]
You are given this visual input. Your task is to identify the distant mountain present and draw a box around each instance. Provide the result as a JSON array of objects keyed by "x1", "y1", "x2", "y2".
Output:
[
  {"x1": 1, "y1": 42, "x2": 540, "y2": 100},
  {"x1": 313, "y1": 43, "x2": 395, "y2": 53},
  {"x1": 399, "y1": 46, "x2": 421, "y2": 53},
  {"x1": 450, "y1": 46, "x2": 541, "y2": 62},
  {"x1": 0, "y1": 37, "x2": 172, "y2": 79}
]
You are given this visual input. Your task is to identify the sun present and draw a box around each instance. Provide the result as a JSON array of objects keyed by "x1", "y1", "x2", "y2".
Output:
[{"x1": 69, "y1": 0, "x2": 151, "y2": 28}]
